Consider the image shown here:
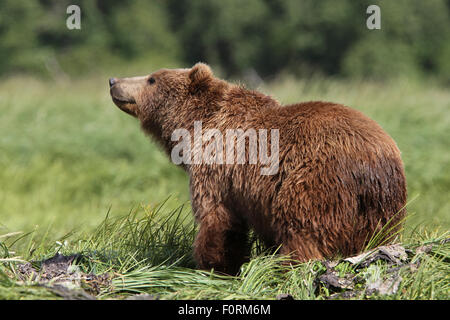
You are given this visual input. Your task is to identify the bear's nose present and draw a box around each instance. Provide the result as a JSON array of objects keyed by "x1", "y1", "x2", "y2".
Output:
[{"x1": 109, "y1": 78, "x2": 117, "y2": 87}]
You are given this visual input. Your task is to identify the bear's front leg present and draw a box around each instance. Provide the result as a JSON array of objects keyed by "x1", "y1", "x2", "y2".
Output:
[{"x1": 193, "y1": 203, "x2": 249, "y2": 275}]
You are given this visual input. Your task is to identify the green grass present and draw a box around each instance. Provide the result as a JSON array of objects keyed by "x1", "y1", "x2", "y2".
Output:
[
  {"x1": 0, "y1": 73, "x2": 449, "y2": 299},
  {"x1": 0, "y1": 75, "x2": 189, "y2": 236},
  {"x1": 0, "y1": 206, "x2": 448, "y2": 300}
]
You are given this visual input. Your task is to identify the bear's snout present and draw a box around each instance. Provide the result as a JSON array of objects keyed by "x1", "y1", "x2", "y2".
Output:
[{"x1": 109, "y1": 76, "x2": 144, "y2": 118}]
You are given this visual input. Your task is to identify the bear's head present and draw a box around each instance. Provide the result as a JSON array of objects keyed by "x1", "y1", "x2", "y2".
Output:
[
  {"x1": 109, "y1": 62, "x2": 222, "y2": 116},
  {"x1": 109, "y1": 63, "x2": 227, "y2": 148}
]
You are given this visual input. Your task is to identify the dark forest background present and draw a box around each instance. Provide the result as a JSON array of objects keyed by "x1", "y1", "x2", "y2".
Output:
[{"x1": 1, "y1": 0, "x2": 449, "y2": 82}]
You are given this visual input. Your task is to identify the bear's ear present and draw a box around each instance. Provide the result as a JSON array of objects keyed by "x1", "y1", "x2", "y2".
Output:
[{"x1": 189, "y1": 62, "x2": 213, "y2": 92}]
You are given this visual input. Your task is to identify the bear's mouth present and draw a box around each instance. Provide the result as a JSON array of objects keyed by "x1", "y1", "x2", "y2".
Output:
[{"x1": 111, "y1": 94, "x2": 138, "y2": 117}]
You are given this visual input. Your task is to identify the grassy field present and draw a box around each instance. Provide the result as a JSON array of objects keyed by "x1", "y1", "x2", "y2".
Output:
[{"x1": 0, "y1": 73, "x2": 449, "y2": 300}]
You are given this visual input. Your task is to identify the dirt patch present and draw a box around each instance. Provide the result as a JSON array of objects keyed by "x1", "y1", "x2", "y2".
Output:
[
  {"x1": 17, "y1": 253, "x2": 111, "y2": 299},
  {"x1": 315, "y1": 243, "x2": 439, "y2": 299}
]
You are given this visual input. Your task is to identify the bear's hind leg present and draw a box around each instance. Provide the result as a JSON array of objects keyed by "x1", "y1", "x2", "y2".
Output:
[{"x1": 277, "y1": 231, "x2": 325, "y2": 263}]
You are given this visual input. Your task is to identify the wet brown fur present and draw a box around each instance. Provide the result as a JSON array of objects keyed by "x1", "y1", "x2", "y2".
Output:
[{"x1": 111, "y1": 63, "x2": 407, "y2": 275}]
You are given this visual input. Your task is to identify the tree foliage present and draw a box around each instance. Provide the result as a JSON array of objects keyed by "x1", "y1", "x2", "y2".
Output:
[{"x1": 0, "y1": 0, "x2": 449, "y2": 80}]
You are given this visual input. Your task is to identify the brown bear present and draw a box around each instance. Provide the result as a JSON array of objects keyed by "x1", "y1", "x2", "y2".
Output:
[{"x1": 109, "y1": 62, "x2": 407, "y2": 275}]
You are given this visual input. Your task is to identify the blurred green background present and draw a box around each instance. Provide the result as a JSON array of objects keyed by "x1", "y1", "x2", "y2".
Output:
[
  {"x1": 0, "y1": 0, "x2": 449, "y2": 237},
  {"x1": 1, "y1": 0, "x2": 450, "y2": 81}
]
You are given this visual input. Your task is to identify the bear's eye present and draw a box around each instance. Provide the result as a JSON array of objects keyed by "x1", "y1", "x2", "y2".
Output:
[{"x1": 148, "y1": 77, "x2": 156, "y2": 85}]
